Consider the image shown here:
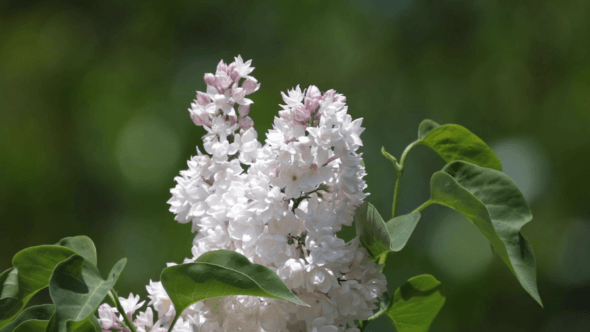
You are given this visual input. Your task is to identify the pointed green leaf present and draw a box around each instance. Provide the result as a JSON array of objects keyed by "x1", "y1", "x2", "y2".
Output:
[
  {"x1": 386, "y1": 274, "x2": 446, "y2": 332},
  {"x1": 430, "y1": 161, "x2": 542, "y2": 306},
  {"x1": 0, "y1": 246, "x2": 77, "y2": 328},
  {"x1": 0, "y1": 304, "x2": 54, "y2": 332},
  {"x1": 161, "y1": 250, "x2": 307, "y2": 330},
  {"x1": 386, "y1": 212, "x2": 422, "y2": 252},
  {"x1": 354, "y1": 202, "x2": 421, "y2": 260},
  {"x1": 418, "y1": 119, "x2": 440, "y2": 140},
  {"x1": 0, "y1": 268, "x2": 19, "y2": 328},
  {"x1": 56, "y1": 236, "x2": 97, "y2": 266},
  {"x1": 417, "y1": 120, "x2": 502, "y2": 171},
  {"x1": 354, "y1": 202, "x2": 390, "y2": 259},
  {"x1": 49, "y1": 256, "x2": 126, "y2": 332},
  {"x1": 0, "y1": 236, "x2": 98, "y2": 328}
]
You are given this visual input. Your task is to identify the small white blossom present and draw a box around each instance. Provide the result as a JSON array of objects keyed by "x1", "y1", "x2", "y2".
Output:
[{"x1": 119, "y1": 293, "x2": 145, "y2": 317}]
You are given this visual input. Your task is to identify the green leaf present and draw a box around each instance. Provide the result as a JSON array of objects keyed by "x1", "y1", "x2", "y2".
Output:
[
  {"x1": 368, "y1": 291, "x2": 391, "y2": 321},
  {"x1": 66, "y1": 316, "x2": 102, "y2": 332},
  {"x1": 0, "y1": 247, "x2": 78, "y2": 328},
  {"x1": 386, "y1": 274, "x2": 446, "y2": 332},
  {"x1": 48, "y1": 255, "x2": 126, "y2": 332},
  {"x1": 418, "y1": 119, "x2": 440, "y2": 140},
  {"x1": 13, "y1": 320, "x2": 48, "y2": 332},
  {"x1": 161, "y1": 249, "x2": 308, "y2": 330},
  {"x1": 417, "y1": 119, "x2": 502, "y2": 171},
  {"x1": 0, "y1": 236, "x2": 98, "y2": 328},
  {"x1": 386, "y1": 212, "x2": 422, "y2": 252},
  {"x1": 45, "y1": 314, "x2": 101, "y2": 332},
  {"x1": 56, "y1": 236, "x2": 97, "y2": 266},
  {"x1": 430, "y1": 161, "x2": 542, "y2": 306},
  {"x1": 0, "y1": 268, "x2": 19, "y2": 328},
  {"x1": 354, "y1": 202, "x2": 421, "y2": 260},
  {"x1": 0, "y1": 304, "x2": 54, "y2": 332}
]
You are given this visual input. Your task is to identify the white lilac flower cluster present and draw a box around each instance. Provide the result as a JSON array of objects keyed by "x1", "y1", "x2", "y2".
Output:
[{"x1": 97, "y1": 56, "x2": 387, "y2": 332}]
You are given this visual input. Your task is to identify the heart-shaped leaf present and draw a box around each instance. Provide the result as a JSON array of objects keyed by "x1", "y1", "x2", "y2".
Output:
[
  {"x1": 430, "y1": 161, "x2": 542, "y2": 306},
  {"x1": 161, "y1": 250, "x2": 307, "y2": 331},
  {"x1": 417, "y1": 119, "x2": 502, "y2": 171},
  {"x1": 48, "y1": 255, "x2": 126, "y2": 332},
  {"x1": 0, "y1": 304, "x2": 54, "y2": 332},
  {"x1": 386, "y1": 274, "x2": 446, "y2": 332},
  {"x1": 354, "y1": 202, "x2": 421, "y2": 260},
  {"x1": 0, "y1": 236, "x2": 98, "y2": 328}
]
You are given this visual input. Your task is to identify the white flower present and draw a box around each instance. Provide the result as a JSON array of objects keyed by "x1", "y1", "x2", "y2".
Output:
[
  {"x1": 310, "y1": 317, "x2": 338, "y2": 332},
  {"x1": 278, "y1": 258, "x2": 307, "y2": 289},
  {"x1": 307, "y1": 234, "x2": 347, "y2": 266},
  {"x1": 119, "y1": 293, "x2": 145, "y2": 317},
  {"x1": 134, "y1": 307, "x2": 154, "y2": 331},
  {"x1": 280, "y1": 85, "x2": 304, "y2": 108},
  {"x1": 268, "y1": 211, "x2": 302, "y2": 236},
  {"x1": 260, "y1": 304, "x2": 288, "y2": 331},
  {"x1": 275, "y1": 163, "x2": 307, "y2": 199},
  {"x1": 306, "y1": 265, "x2": 339, "y2": 293},
  {"x1": 97, "y1": 304, "x2": 120, "y2": 330},
  {"x1": 146, "y1": 280, "x2": 175, "y2": 325},
  {"x1": 234, "y1": 55, "x2": 255, "y2": 78},
  {"x1": 255, "y1": 233, "x2": 293, "y2": 266},
  {"x1": 228, "y1": 215, "x2": 263, "y2": 248}
]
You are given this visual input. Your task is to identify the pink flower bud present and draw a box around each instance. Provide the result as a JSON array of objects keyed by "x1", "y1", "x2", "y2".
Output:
[
  {"x1": 217, "y1": 73, "x2": 232, "y2": 91},
  {"x1": 204, "y1": 73, "x2": 216, "y2": 87},
  {"x1": 190, "y1": 112, "x2": 204, "y2": 126},
  {"x1": 239, "y1": 116, "x2": 254, "y2": 130},
  {"x1": 242, "y1": 79, "x2": 260, "y2": 94},
  {"x1": 293, "y1": 105, "x2": 310, "y2": 123},
  {"x1": 196, "y1": 91, "x2": 211, "y2": 106},
  {"x1": 306, "y1": 85, "x2": 321, "y2": 100},
  {"x1": 228, "y1": 115, "x2": 238, "y2": 125},
  {"x1": 238, "y1": 105, "x2": 250, "y2": 117},
  {"x1": 190, "y1": 111, "x2": 211, "y2": 127},
  {"x1": 216, "y1": 60, "x2": 227, "y2": 74}
]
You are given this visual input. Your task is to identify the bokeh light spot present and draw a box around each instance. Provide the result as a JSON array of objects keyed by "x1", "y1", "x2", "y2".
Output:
[
  {"x1": 491, "y1": 137, "x2": 550, "y2": 203},
  {"x1": 427, "y1": 211, "x2": 494, "y2": 283},
  {"x1": 116, "y1": 115, "x2": 180, "y2": 188}
]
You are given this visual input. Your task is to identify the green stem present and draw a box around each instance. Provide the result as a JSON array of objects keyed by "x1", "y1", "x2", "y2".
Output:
[
  {"x1": 378, "y1": 253, "x2": 388, "y2": 265},
  {"x1": 109, "y1": 290, "x2": 137, "y2": 332},
  {"x1": 391, "y1": 171, "x2": 403, "y2": 219},
  {"x1": 359, "y1": 300, "x2": 388, "y2": 332},
  {"x1": 391, "y1": 141, "x2": 419, "y2": 219},
  {"x1": 413, "y1": 199, "x2": 434, "y2": 213},
  {"x1": 359, "y1": 319, "x2": 367, "y2": 331}
]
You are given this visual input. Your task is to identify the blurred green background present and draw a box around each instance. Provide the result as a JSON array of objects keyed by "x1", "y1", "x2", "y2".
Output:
[{"x1": 1, "y1": 0, "x2": 589, "y2": 330}]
